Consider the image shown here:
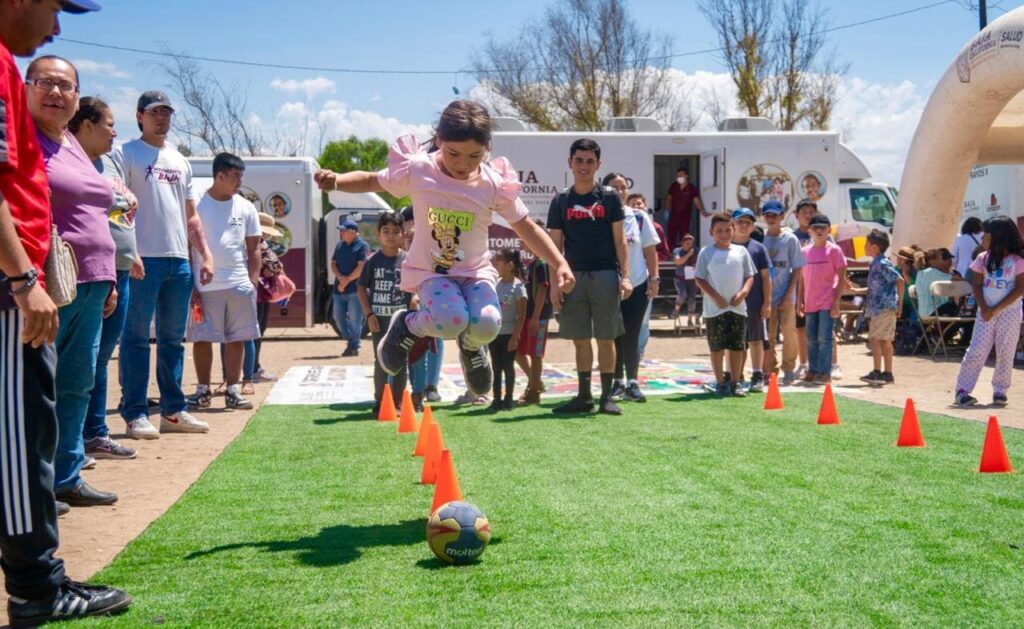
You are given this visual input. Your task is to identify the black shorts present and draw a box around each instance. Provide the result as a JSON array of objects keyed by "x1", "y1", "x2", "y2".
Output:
[
  {"x1": 746, "y1": 315, "x2": 767, "y2": 342},
  {"x1": 707, "y1": 311, "x2": 747, "y2": 352}
]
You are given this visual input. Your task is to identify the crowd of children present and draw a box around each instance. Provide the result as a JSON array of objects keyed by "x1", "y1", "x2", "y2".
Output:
[{"x1": 314, "y1": 99, "x2": 1024, "y2": 415}]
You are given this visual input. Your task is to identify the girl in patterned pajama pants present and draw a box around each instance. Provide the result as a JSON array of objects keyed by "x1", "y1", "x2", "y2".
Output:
[
  {"x1": 955, "y1": 305, "x2": 1022, "y2": 400},
  {"x1": 406, "y1": 277, "x2": 501, "y2": 349}
]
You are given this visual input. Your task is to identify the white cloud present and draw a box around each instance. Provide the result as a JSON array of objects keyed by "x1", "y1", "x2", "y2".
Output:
[
  {"x1": 72, "y1": 58, "x2": 130, "y2": 79},
  {"x1": 269, "y1": 99, "x2": 431, "y2": 156},
  {"x1": 269, "y1": 76, "x2": 336, "y2": 100}
]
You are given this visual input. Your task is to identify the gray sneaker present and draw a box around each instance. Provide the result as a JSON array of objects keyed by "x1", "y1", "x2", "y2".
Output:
[
  {"x1": 84, "y1": 436, "x2": 137, "y2": 460},
  {"x1": 125, "y1": 417, "x2": 160, "y2": 440},
  {"x1": 457, "y1": 334, "x2": 492, "y2": 396},
  {"x1": 160, "y1": 411, "x2": 209, "y2": 434},
  {"x1": 623, "y1": 381, "x2": 647, "y2": 403},
  {"x1": 225, "y1": 391, "x2": 253, "y2": 410}
]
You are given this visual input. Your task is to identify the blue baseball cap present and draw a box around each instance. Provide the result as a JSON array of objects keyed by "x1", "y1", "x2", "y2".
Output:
[
  {"x1": 761, "y1": 200, "x2": 785, "y2": 215},
  {"x1": 64, "y1": 0, "x2": 102, "y2": 13},
  {"x1": 731, "y1": 207, "x2": 757, "y2": 221},
  {"x1": 338, "y1": 218, "x2": 359, "y2": 231}
]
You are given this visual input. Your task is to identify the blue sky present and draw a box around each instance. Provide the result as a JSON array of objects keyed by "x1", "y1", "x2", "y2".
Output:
[{"x1": 30, "y1": 0, "x2": 1024, "y2": 183}]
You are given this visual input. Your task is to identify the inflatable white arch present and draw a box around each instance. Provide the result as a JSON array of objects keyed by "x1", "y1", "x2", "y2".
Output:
[{"x1": 894, "y1": 7, "x2": 1024, "y2": 250}]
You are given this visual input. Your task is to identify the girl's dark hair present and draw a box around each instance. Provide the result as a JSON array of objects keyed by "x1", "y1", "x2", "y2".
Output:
[
  {"x1": 427, "y1": 100, "x2": 492, "y2": 150},
  {"x1": 983, "y1": 215, "x2": 1024, "y2": 273},
  {"x1": 601, "y1": 172, "x2": 627, "y2": 186},
  {"x1": 68, "y1": 96, "x2": 109, "y2": 134},
  {"x1": 961, "y1": 217, "x2": 983, "y2": 235},
  {"x1": 922, "y1": 247, "x2": 953, "y2": 270},
  {"x1": 495, "y1": 247, "x2": 523, "y2": 277}
]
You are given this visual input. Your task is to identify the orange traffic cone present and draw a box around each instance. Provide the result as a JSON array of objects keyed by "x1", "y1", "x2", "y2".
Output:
[
  {"x1": 377, "y1": 385, "x2": 397, "y2": 422},
  {"x1": 413, "y1": 406, "x2": 435, "y2": 457},
  {"x1": 896, "y1": 398, "x2": 925, "y2": 447},
  {"x1": 398, "y1": 389, "x2": 419, "y2": 434},
  {"x1": 431, "y1": 449, "x2": 464, "y2": 513},
  {"x1": 979, "y1": 416, "x2": 1013, "y2": 473},
  {"x1": 419, "y1": 422, "x2": 446, "y2": 485},
  {"x1": 817, "y1": 384, "x2": 840, "y2": 425},
  {"x1": 763, "y1": 372, "x2": 784, "y2": 410}
]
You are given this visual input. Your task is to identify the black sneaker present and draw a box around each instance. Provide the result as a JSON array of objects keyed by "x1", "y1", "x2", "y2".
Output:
[
  {"x1": 955, "y1": 390, "x2": 978, "y2": 407},
  {"x1": 341, "y1": 346, "x2": 359, "y2": 357},
  {"x1": 185, "y1": 388, "x2": 212, "y2": 409},
  {"x1": 487, "y1": 399, "x2": 504, "y2": 412},
  {"x1": 376, "y1": 310, "x2": 418, "y2": 376},
  {"x1": 411, "y1": 392, "x2": 425, "y2": 413},
  {"x1": 55, "y1": 481, "x2": 117, "y2": 507},
  {"x1": 993, "y1": 393, "x2": 1008, "y2": 407},
  {"x1": 860, "y1": 370, "x2": 886, "y2": 385},
  {"x1": 749, "y1": 372, "x2": 765, "y2": 393},
  {"x1": 598, "y1": 397, "x2": 623, "y2": 415},
  {"x1": 56, "y1": 500, "x2": 70, "y2": 517},
  {"x1": 501, "y1": 399, "x2": 516, "y2": 411},
  {"x1": 881, "y1": 372, "x2": 895, "y2": 385},
  {"x1": 714, "y1": 383, "x2": 731, "y2": 397},
  {"x1": 8, "y1": 577, "x2": 132, "y2": 626},
  {"x1": 731, "y1": 382, "x2": 748, "y2": 398},
  {"x1": 225, "y1": 390, "x2": 253, "y2": 410},
  {"x1": 609, "y1": 380, "x2": 625, "y2": 401},
  {"x1": 623, "y1": 381, "x2": 647, "y2": 403},
  {"x1": 457, "y1": 334, "x2": 492, "y2": 396},
  {"x1": 553, "y1": 396, "x2": 595, "y2": 414}
]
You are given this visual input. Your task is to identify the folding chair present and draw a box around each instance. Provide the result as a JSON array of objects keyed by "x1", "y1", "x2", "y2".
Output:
[
  {"x1": 928, "y1": 280, "x2": 975, "y2": 359},
  {"x1": 907, "y1": 284, "x2": 938, "y2": 355}
]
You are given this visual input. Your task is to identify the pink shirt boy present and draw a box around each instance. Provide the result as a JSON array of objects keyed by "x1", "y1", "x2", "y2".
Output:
[
  {"x1": 802, "y1": 241, "x2": 847, "y2": 312},
  {"x1": 376, "y1": 135, "x2": 529, "y2": 293}
]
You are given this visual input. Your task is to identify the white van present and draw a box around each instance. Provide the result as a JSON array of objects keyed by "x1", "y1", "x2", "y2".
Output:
[{"x1": 489, "y1": 117, "x2": 898, "y2": 244}]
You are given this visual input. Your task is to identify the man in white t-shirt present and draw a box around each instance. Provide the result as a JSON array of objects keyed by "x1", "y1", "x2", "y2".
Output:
[
  {"x1": 183, "y1": 153, "x2": 261, "y2": 411},
  {"x1": 113, "y1": 91, "x2": 214, "y2": 438}
]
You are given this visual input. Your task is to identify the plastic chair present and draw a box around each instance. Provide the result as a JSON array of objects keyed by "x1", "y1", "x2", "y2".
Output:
[{"x1": 928, "y1": 280, "x2": 975, "y2": 359}]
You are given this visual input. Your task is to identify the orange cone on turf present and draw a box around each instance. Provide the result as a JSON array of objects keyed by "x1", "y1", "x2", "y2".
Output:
[
  {"x1": 413, "y1": 406, "x2": 435, "y2": 457},
  {"x1": 896, "y1": 398, "x2": 925, "y2": 447},
  {"x1": 763, "y1": 373, "x2": 784, "y2": 410},
  {"x1": 398, "y1": 389, "x2": 419, "y2": 433},
  {"x1": 979, "y1": 416, "x2": 1013, "y2": 473},
  {"x1": 431, "y1": 449, "x2": 464, "y2": 513},
  {"x1": 419, "y1": 422, "x2": 446, "y2": 485},
  {"x1": 377, "y1": 385, "x2": 397, "y2": 422},
  {"x1": 817, "y1": 384, "x2": 840, "y2": 425}
]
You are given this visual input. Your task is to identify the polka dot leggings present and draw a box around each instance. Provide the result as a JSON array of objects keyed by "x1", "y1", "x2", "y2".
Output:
[
  {"x1": 955, "y1": 303, "x2": 1023, "y2": 397},
  {"x1": 406, "y1": 277, "x2": 501, "y2": 351}
]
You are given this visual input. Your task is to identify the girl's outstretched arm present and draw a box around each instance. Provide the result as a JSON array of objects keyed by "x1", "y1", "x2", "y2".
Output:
[
  {"x1": 314, "y1": 169, "x2": 385, "y2": 193},
  {"x1": 510, "y1": 217, "x2": 575, "y2": 308}
]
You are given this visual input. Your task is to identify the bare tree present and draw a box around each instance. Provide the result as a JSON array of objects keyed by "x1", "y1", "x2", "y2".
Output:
[
  {"x1": 697, "y1": 0, "x2": 846, "y2": 130},
  {"x1": 471, "y1": 0, "x2": 690, "y2": 131},
  {"x1": 697, "y1": 0, "x2": 775, "y2": 120},
  {"x1": 152, "y1": 48, "x2": 263, "y2": 156}
]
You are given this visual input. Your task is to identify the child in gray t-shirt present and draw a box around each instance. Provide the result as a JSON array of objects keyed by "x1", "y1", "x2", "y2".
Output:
[{"x1": 490, "y1": 249, "x2": 528, "y2": 411}]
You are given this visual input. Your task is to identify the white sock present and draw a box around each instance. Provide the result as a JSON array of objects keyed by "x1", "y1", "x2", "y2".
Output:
[
  {"x1": 228, "y1": 384, "x2": 241, "y2": 396},
  {"x1": 197, "y1": 384, "x2": 210, "y2": 394}
]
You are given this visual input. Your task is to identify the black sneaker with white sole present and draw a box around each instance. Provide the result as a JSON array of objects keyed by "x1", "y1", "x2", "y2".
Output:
[
  {"x1": 457, "y1": 334, "x2": 492, "y2": 396},
  {"x1": 623, "y1": 381, "x2": 647, "y2": 403},
  {"x1": 225, "y1": 391, "x2": 253, "y2": 410},
  {"x1": 376, "y1": 309, "x2": 418, "y2": 376},
  {"x1": 185, "y1": 388, "x2": 212, "y2": 409},
  {"x1": 8, "y1": 578, "x2": 132, "y2": 627}
]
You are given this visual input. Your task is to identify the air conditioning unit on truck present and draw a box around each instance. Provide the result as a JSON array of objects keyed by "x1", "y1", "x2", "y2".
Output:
[
  {"x1": 487, "y1": 117, "x2": 899, "y2": 248},
  {"x1": 190, "y1": 156, "x2": 391, "y2": 330}
]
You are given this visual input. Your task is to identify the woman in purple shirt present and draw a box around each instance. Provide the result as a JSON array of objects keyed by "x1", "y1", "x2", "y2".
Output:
[{"x1": 27, "y1": 55, "x2": 119, "y2": 508}]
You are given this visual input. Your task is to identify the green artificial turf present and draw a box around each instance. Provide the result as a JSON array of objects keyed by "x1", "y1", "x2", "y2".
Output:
[{"x1": 86, "y1": 393, "x2": 1024, "y2": 627}]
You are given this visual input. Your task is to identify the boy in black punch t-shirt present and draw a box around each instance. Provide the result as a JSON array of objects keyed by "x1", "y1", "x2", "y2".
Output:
[
  {"x1": 546, "y1": 138, "x2": 631, "y2": 415},
  {"x1": 358, "y1": 211, "x2": 410, "y2": 416}
]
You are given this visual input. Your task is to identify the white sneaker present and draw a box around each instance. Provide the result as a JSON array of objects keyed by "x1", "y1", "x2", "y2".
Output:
[
  {"x1": 831, "y1": 364, "x2": 844, "y2": 380},
  {"x1": 126, "y1": 417, "x2": 160, "y2": 440},
  {"x1": 160, "y1": 410, "x2": 210, "y2": 434},
  {"x1": 795, "y1": 364, "x2": 808, "y2": 380}
]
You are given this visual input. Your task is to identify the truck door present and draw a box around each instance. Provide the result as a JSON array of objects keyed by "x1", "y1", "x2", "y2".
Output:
[{"x1": 698, "y1": 149, "x2": 726, "y2": 238}]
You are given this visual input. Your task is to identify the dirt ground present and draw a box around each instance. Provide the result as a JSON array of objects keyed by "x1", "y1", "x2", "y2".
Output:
[{"x1": 1, "y1": 321, "x2": 1014, "y2": 621}]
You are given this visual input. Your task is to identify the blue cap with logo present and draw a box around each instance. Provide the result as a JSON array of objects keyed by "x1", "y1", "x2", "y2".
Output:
[
  {"x1": 761, "y1": 200, "x2": 785, "y2": 215},
  {"x1": 338, "y1": 218, "x2": 359, "y2": 231},
  {"x1": 64, "y1": 0, "x2": 102, "y2": 13},
  {"x1": 731, "y1": 207, "x2": 757, "y2": 221}
]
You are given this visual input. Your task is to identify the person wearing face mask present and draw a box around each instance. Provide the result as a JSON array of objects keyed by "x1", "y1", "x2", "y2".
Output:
[{"x1": 663, "y1": 164, "x2": 706, "y2": 249}]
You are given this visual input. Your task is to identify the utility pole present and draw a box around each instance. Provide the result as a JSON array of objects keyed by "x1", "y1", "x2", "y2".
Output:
[{"x1": 979, "y1": 0, "x2": 988, "y2": 30}]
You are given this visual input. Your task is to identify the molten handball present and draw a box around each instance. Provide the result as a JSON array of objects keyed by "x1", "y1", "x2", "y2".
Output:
[{"x1": 427, "y1": 501, "x2": 491, "y2": 565}]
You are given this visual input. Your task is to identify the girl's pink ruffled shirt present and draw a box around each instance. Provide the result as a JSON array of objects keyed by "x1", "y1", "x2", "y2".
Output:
[{"x1": 376, "y1": 135, "x2": 529, "y2": 292}]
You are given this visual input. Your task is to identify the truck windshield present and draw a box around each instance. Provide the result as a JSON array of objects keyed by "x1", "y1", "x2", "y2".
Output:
[{"x1": 849, "y1": 188, "x2": 894, "y2": 227}]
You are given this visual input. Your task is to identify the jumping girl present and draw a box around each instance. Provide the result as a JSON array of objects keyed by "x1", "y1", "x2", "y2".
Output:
[{"x1": 314, "y1": 100, "x2": 573, "y2": 394}]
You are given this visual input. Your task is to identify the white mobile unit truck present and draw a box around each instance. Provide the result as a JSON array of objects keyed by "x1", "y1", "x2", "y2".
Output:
[
  {"x1": 962, "y1": 163, "x2": 1024, "y2": 232},
  {"x1": 489, "y1": 117, "x2": 898, "y2": 244}
]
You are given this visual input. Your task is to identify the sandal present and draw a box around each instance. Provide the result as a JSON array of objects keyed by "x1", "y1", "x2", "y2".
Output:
[{"x1": 241, "y1": 381, "x2": 256, "y2": 395}]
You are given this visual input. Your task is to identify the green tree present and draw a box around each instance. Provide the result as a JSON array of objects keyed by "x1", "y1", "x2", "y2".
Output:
[{"x1": 318, "y1": 136, "x2": 409, "y2": 208}]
